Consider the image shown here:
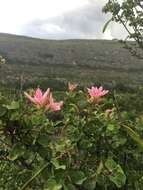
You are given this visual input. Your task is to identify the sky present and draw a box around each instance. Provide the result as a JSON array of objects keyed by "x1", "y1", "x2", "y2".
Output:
[{"x1": 0, "y1": 0, "x2": 127, "y2": 40}]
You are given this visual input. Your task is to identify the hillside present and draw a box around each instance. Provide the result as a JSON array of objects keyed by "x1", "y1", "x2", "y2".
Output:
[{"x1": 0, "y1": 33, "x2": 142, "y2": 89}]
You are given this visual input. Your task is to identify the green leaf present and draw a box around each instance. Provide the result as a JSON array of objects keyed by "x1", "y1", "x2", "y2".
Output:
[
  {"x1": 63, "y1": 184, "x2": 77, "y2": 190},
  {"x1": 5, "y1": 101, "x2": 19, "y2": 110},
  {"x1": 112, "y1": 137, "x2": 127, "y2": 148},
  {"x1": 0, "y1": 119, "x2": 2, "y2": 126},
  {"x1": 70, "y1": 170, "x2": 87, "y2": 185},
  {"x1": 9, "y1": 144, "x2": 25, "y2": 161},
  {"x1": 124, "y1": 125, "x2": 143, "y2": 149},
  {"x1": 77, "y1": 100, "x2": 87, "y2": 108},
  {"x1": 83, "y1": 179, "x2": 97, "y2": 190},
  {"x1": 107, "y1": 124, "x2": 115, "y2": 131},
  {"x1": 0, "y1": 106, "x2": 6, "y2": 117},
  {"x1": 38, "y1": 134, "x2": 49, "y2": 147},
  {"x1": 51, "y1": 158, "x2": 66, "y2": 170},
  {"x1": 84, "y1": 161, "x2": 103, "y2": 190},
  {"x1": 38, "y1": 146, "x2": 50, "y2": 158},
  {"x1": 20, "y1": 162, "x2": 49, "y2": 190},
  {"x1": 69, "y1": 103, "x2": 79, "y2": 112},
  {"x1": 94, "y1": 160, "x2": 104, "y2": 185},
  {"x1": 45, "y1": 178, "x2": 62, "y2": 190},
  {"x1": 109, "y1": 170, "x2": 126, "y2": 188},
  {"x1": 105, "y1": 158, "x2": 126, "y2": 188},
  {"x1": 10, "y1": 111, "x2": 20, "y2": 121},
  {"x1": 103, "y1": 18, "x2": 112, "y2": 33},
  {"x1": 54, "y1": 139, "x2": 71, "y2": 153},
  {"x1": 105, "y1": 158, "x2": 117, "y2": 170}
]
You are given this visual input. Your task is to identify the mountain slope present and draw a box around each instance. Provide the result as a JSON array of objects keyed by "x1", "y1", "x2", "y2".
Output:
[{"x1": 0, "y1": 33, "x2": 142, "y2": 89}]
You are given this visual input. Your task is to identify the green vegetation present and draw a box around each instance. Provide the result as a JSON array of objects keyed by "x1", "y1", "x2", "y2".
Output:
[{"x1": 1, "y1": 86, "x2": 143, "y2": 189}]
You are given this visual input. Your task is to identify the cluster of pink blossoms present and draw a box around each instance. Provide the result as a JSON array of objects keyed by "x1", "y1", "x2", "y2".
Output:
[
  {"x1": 87, "y1": 86, "x2": 109, "y2": 98},
  {"x1": 24, "y1": 88, "x2": 63, "y2": 111},
  {"x1": 68, "y1": 82, "x2": 78, "y2": 92},
  {"x1": 87, "y1": 86, "x2": 109, "y2": 103},
  {"x1": 25, "y1": 84, "x2": 109, "y2": 111}
]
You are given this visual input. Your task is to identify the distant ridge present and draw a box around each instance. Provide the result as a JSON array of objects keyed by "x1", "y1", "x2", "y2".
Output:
[{"x1": 0, "y1": 33, "x2": 142, "y2": 88}]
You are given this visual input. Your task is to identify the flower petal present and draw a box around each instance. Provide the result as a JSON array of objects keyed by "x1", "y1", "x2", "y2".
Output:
[
  {"x1": 34, "y1": 88, "x2": 43, "y2": 99},
  {"x1": 24, "y1": 92, "x2": 37, "y2": 104},
  {"x1": 41, "y1": 88, "x2": 50, "y2": 106}
]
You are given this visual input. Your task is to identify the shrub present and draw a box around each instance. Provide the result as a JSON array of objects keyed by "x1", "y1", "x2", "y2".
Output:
[{"x1": 0, "y1": 86, "x2": 143, "y2": 189}]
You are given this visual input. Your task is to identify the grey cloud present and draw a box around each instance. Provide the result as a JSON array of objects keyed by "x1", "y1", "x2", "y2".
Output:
[{"x1": 21, "y1": 0, "x2": 127, "y2": 39}]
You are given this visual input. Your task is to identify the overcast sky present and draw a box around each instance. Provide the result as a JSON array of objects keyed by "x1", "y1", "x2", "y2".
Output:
[{"x1": 0, "y1": 0, "x2": 127, "y2": 40}]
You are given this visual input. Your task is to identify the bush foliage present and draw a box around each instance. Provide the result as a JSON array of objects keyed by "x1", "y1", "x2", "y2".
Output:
[{"x1": 0, "y1": 86, "x2": 143, "y2": 189}]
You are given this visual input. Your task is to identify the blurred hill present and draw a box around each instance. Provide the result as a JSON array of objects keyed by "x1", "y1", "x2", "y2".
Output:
[{"x1": 0, "y1": 33, "x2": 142, "y2": 90}]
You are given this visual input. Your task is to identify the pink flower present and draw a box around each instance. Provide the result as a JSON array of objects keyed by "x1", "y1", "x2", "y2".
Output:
[
  {"x1": 68, "y1": 82, "x2": 77, "y2": 92},
  {"x1": 25, "y1": 88, "x2": 63, "y2": 112},
  {"x1": 46, "y1": 93, "x2": 63, "y2": 112},
  {"x1": 24, "y1": 88, "x2": 50, "y2": 109},
  {"x1": 106, "y1": 109, "x2": 113, "y2": 113},
  {"x1": 105, "y1": 109, "x2": 113, "y2": 118},
  {"x1": 87, "y1": 86, "x2": 109, "y2": 98}
]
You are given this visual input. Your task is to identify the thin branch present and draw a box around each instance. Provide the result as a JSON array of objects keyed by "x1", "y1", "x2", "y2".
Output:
[{"x1": 20, "y1": 162, "x2": 49, "y2": 190}]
